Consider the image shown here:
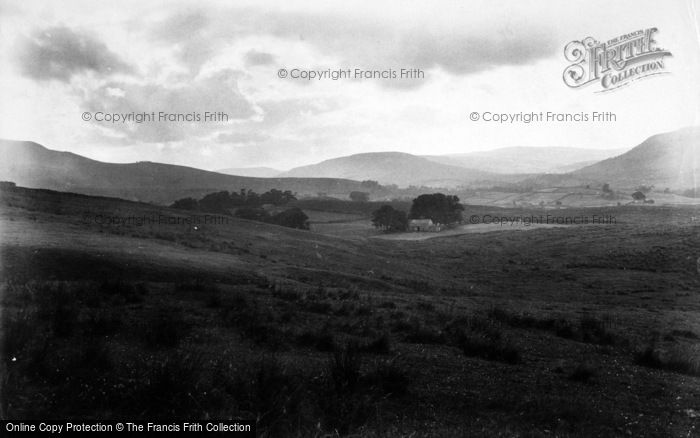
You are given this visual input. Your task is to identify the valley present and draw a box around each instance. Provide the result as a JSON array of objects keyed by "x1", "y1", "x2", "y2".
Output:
[{"x1": 2, "y1": 184, "x2": 700, "y2": 436}]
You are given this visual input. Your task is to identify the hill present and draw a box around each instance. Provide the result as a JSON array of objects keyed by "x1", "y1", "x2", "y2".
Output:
[
  {"x1": 216, "y1": 167, "x2": 282, "y2": 177},
  {"x1": 3, "y1": 183, "x2": 700, "y2": 435},
  {"x1": 571, "y1": 127, "x2": 700, "y2": 190},
  {"x1": 424, "y1": 147, "x2": 626, "y2": 174},
  {"x1": 0, "y1": 140, "x2": 368, "y2": 204},
  {"x1": 281, "y1": 152, "x2": 500, "y2": 188}
]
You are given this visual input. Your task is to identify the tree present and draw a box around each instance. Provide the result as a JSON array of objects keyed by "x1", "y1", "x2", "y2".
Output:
[
  {"x1": 409, "y1": 193, "x2": 463, "y2": 225},
  {"x1": 371, "y1": 205, "x2": 407, "y2": 232},
  {"x1": 349, "y1": 191, "x2": 370, "y2": 202},
  {"x1": 270, "y1": 207, "x2": 309, "y2": 230},
  {"x1": 360, "y1": 180, "x2": 380, "y2": 190},
  {"x1": 199, "y1": 191, "x2": 232, "y2": 213},
  {"x1": 234, "y1": 207, "x2": 270, "y2": 221},
  {"x1": 631, "y1": 191, "x2": 646, "y2": 201},
  {"x1": 260, "y1": 189, "x2": 296, "y2": 205},
  {"x1": 170, "y1": 197, "x2": 199, "y2": 211},
  {"x1": 602, "y1": 183, "x2": 612, "y2": 193}
]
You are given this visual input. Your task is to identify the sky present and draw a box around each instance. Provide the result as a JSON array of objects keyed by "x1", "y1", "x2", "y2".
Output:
[{"x1": 0, "y1": 0, "x2": 699, "y2": 171}]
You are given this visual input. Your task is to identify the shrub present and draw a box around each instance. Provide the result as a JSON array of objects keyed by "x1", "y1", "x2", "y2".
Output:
[
  {"x1": 329, "y1": 342, "x2": 362, "y2": 394},
  {"x1": 84, "y1": 308, "x2": 123, "y2": 336},
  {"x1": 100, "y1": 279, "x2": 148, "y2": 304},
  {"x1": 360, "y1": 333, "x2": 392, "y2": 354},
  {"x1": 395, "y1": 317, "x2": 445, "y2": 345},
  {"x1": 568, "y1": 362, "x2": 596, "y2": 382},
  {"x1": 140, "y1": 309, "x2": 188, "y2": 348},
  {"x1": 232, "y1": 356, "x2": 304, "y2": 436},
  {"x1": 2, "y1": 311, "x2": 36, "y2": 361},
  {"x1": 457, "y1": 330, "x2": 521, "y2": 364},
  {"x1": 136, "y1": 352, "x2": 206, "y2": 418},
  {"x1": 297, "y1": 330, "x2": 336, "y2": 352},
  {"x1": 364, "y1": 360, "x2": 409, "y2": 397},
  {"x1": 578, "y1": 316, "x2": 617, "y2": 345},
  {"x1": 635, "y1": 343, "x2": 700, "y2": 376}
]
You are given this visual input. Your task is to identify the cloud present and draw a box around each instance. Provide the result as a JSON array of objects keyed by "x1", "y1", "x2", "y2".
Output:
[
  {"x1": 17, "y1": 26, "x2": 131, "y2": 82},
  {"x1": 244, "y1": 49, "x2": 276, "y2": 66},
  {"x1": 217, "y1": 131, "x2": 269, "y2": 144},
  {"x1": 83, "y1": 69, "x2": 256, "y2": 143},
  {"x1": 148, "y1": 7, "x2": 558, "y2": 89},
  {"x1": 396, "y1": 30, "x2": 558, "y2": 75},
  {"x1": 152, "y1": 9, "x2": 210, "y2": 41}
]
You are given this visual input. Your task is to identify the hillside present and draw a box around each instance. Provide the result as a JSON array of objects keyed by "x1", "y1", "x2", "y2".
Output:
[
  {"x1": 571, "y1": 127, "x2": 700, "y2": 190},
  {"x1": 216, "y1": 167, "x2": 282, "y2": 177},
  {"x1": 424, "y1": 147, "x2": 626, "y2": 174},
  {"x1": 3, "y1": 184, "x2": 700, "y2": 436},
  {"x1": 281, "y1": 152, "x2": 500, "y2": 188},
  {"x1": 0, "y1": 140, "x2": 367, "y2": 204}
]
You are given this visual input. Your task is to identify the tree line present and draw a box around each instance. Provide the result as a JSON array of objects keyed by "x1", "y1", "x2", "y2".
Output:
[
  {"x1": 171, "y1": 189, "x2": 297, "y2": 213},
  {"x1": 170, "y1": 189, "x2": 308, "y2": 230}
]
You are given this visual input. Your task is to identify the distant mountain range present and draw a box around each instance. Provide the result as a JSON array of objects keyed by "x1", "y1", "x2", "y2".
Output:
[
  {"x1": 1, "y1": 127, "x2": 698, "y2": 204},
  {"x1": 216, "y1": 167, "x2": 282, "y2": 178},
  {"x1": 423, "y1": 147, "x2": 626, "y2": 174},
  {"x1": 0, "y1": 140, "x2": 367, "y2": 204},
  {"x1": 279, "y1": 147, "x2": 628, "y2": 187},
  {"x1": 572, "y1": 127, "x2": 700, "y2": 189},
  {"x1": 280, "y1": 152, "x2": 506, "y2": 187}
]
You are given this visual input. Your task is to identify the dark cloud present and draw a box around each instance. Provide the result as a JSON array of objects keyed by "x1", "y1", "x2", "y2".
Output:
[
  {"x1": 84, "y1": 69, "x2": 256, "y2": 143},
  {"x1": 17, "y1": 26, "x2": 131, "y2": 82},
  {"x1": 244, "y1": 50, "x2": 275, "y2": 66}
]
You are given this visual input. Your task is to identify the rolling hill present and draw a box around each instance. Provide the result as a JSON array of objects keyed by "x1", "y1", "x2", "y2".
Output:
[
  {"x1": 281, "y1": 152, "x2": 503, "y2": 188},
  {"x1": 0, "y1": 140, "x2": 368, "y2": 204},
  {"x1": 216, "y1": 167, "x2": 282, "y2": 178},
  {"x1": 424, "y1": 147, "x2": 627, "y2": 174},
  {"x1": 571, "y1": 127, "x2": 700, "y2": 190}
]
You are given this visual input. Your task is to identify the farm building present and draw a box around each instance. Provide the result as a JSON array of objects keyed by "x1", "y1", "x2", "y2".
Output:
[{"x1": 409, "y1": 219, "x2": 441, "y2": 232}]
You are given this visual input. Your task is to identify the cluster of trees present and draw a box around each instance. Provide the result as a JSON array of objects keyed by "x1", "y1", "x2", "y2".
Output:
[
  {"x1": 371, "y1": 193, "x2": 463, "y2": 232},
  {"x1": 170, "y1": 188, "x2": 308, "y2": 230},
  {"x1": 409, "y1": 193, "x2": 463, "y2": 225},
  {"x1": 371, "y1": 205, "x2": 408, "y2": 231},
  {"x1": 171, "y1": 189, "x2": 297, "y2": 214},
  {"x1": 235, "y1": 206, "x2": 310, "y2": 230},
  {"x1": 349, "y1": 191, "x2": 370, "y2": 202}
]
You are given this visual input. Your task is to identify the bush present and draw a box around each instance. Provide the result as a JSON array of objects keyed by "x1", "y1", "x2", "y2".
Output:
[
  {"x1": 100, "y1": 279, "x2": 147, "y2": 304},
  {"x1": 578, "y1": 316, "x2": 617, "y2": 345},
  {"x1": 364, "y1": 360, "x2": 409, "y2": 397},
  {"x1": 2, "y1": 311, "x2": 37, "y2": 361},
  {"x1": 457, "y1": 330, "x2": 521, "y2": 364},
  {"x1": 398, "y1": 318, "x2": 446, "y2": 345},
  {"x1": 568, "y1": 362, "x2": 596, "y2": 382},
  {"x1": 34, "y1": 284, "x2": 80, "y2": 338},
  {"x1": 269, "y1": 207, "x2": 309, "y2": 230},
  {"x1": 140, "y1": 309, "x2": 189, "y2": 348},
  {"x1": 84, "y1": 308, "x2": 123, "y2": 336},
  {"x1": 329, "y1": 342, "x2": 362, "y2": 394},
  {"x1": 635, "y1": 343, "x2": 700, "y2": 376},
  {"x1": 232, "y1": 356, "x2": 304, "y2": 436},
  {"x1": 297, "y1": 330, "x2": 336, "y2": 352},
  {"x1": 136, "y1": 352, "x2": 206, "y2": 418},
  {"x1": 360, "y1": 333, "x2": 392, "y2": 354}
]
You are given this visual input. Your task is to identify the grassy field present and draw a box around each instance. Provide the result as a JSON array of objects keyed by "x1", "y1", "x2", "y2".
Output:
[{"x1": 2, "y1": 185, "x2": 700, "y2": 436}]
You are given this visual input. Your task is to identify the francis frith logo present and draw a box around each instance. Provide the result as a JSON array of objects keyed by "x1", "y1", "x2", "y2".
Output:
[{"x1": 563, "y1": 28, "x2": 672, "y2": 92}]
